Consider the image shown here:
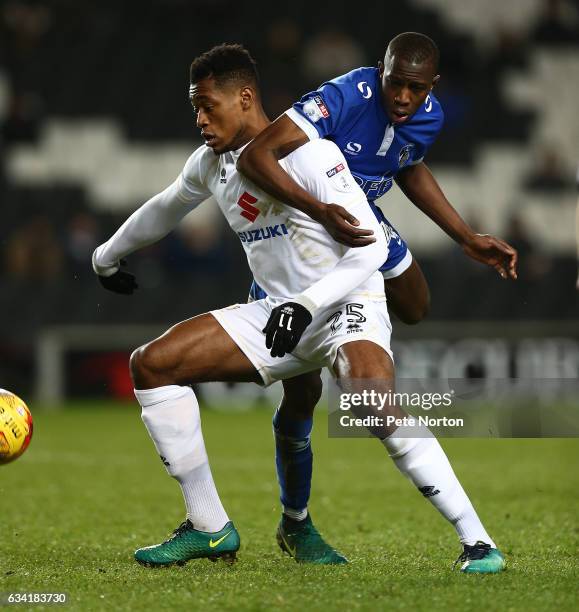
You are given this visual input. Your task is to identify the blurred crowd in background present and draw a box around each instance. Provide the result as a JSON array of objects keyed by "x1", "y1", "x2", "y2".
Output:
[{"x1": 0, "y1": 0, "x2": 578, "y2": 396}]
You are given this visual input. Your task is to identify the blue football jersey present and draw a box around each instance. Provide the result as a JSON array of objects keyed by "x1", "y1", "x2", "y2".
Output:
[{"x1": 287, "y1": 66, "x2": 444, "y2": 203}]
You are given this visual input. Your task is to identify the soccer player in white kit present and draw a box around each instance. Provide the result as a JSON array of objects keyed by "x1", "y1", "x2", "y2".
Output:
[{"x1": 93, "y1": 44, "x2": 505, "y2": 573}]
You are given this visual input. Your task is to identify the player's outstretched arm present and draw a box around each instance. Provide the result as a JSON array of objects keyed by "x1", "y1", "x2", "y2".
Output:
[
  {"x1": 237, "y1": 114, "x2": 375, "y2": 247},
  {"x1": 93, "y1": 150, "x2": 212, "y2": 292},
  {"x1": 396, "y1": 162, "x2": 518, "y2": 280},
  {"x1": 92, "y1": 180, "x2": 199, "y2": 292}
]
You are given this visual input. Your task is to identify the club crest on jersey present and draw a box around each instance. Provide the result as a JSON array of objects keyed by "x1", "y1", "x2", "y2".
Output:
[
  {"x1": 326, "y1": 162, "x2": 345, "y2": 178},
  {"x1": 237, "y1": 191, "x2": 260, "y2": 222},
  {"x1": 302, "y1": 95, "x2": 329, "y2": 123},
  {"x1": 398, "y1": 144, "x2": 415, "y2": 167}
]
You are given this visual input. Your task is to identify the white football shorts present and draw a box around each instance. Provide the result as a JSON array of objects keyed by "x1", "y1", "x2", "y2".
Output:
[{"x1": 211, "y1": 295, "x2": 392, "y2": 386}]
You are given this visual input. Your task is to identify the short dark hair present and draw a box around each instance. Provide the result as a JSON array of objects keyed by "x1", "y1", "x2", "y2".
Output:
[
  {"x1": 387, "y1": 32, "x2": 439, "y2": 72},
  {"x1": 189, "y1": 43, "x2": 259, "y2": 89}
]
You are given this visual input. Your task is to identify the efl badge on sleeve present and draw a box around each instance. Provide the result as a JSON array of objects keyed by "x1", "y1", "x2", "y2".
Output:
[{"x1": 302, "y1": 95, "x2": 330, "y2": 122}]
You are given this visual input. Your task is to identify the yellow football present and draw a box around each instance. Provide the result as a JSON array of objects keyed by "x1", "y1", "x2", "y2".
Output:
[{"x1": 0, "y1": 389, "x2": 33, "y2": 465}]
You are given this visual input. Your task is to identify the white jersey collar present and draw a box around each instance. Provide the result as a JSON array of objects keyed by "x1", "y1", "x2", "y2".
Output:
[{"x1": 228, "y1": 141, "x2": 251, "y2": 162}]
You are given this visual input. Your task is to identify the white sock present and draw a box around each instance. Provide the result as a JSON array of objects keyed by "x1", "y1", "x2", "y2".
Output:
[
  {"x1": 283, "y1": 506, "x2": 308, "y2": 521},
  {"x1": 382, "y1": 425, "x2": 495, "y2": 547},
  {"x1": 135, "y1": 385, "x2": 229, "y2": 533}
]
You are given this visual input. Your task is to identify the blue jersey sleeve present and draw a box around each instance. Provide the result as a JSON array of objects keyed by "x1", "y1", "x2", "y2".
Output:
[{"x1": 288, "y1": 83, "x2": 346, "y2": 140}]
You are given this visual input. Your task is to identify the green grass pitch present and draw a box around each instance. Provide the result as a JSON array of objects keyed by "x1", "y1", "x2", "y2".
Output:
[{"x1": 1, "y1": 402, "x2": 578, "y2": 611}]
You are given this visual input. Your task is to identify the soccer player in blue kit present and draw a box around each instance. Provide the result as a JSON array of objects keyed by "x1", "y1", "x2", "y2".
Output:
[{"x1": 238, "y1": 32, "x2": 515, "y2": 570}]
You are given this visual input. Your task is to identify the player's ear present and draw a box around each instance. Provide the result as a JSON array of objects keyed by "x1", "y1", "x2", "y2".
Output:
[
  {"x1": 378, "y1": 60, "x2": 384, "y2": 77},
  {"x1": 240, "y1": 86, "x2": 253, "y2": 110},
  {"x1": 431, "y1": 74, "x2": 440, "y2": 90}
]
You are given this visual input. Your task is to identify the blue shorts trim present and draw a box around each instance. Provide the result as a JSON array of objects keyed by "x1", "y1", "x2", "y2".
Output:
[{"x1": 249, "y1": 280, "x2": 268, "y2": 301}]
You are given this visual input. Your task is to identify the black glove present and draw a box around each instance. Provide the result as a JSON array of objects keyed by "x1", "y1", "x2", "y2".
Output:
[
  {"x1": 97, "y1": 259, "x2": 138, "y2": 295},
  {"x1": 263, "y1": 302, "x2": 313, "y2": 358}
]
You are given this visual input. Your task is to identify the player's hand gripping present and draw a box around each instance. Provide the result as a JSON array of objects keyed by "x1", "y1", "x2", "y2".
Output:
[
  {"x1": 263, "y1": 302, "x2": 313, "y2": 358},
  {"x1": 313, "y1": 203, "x2": 375, "y2": 248},
  {"x1": 97, "y1": 259, "x2": 139, "y2": 295},
  {"x1": 462, "y1": 234, "x2": 518, "y2": 280}
]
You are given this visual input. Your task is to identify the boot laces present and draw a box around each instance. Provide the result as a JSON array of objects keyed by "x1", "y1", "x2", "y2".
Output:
[{"x1": 453, "y1": 541, "x2": 492, "y2": 569}]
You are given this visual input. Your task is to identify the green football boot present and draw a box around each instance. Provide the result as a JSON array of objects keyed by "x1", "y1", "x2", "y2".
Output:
[
  {"x1": 135, "y1": 520, "x2": 239, "y2": 567},
  {"x1": 454, "y1": 541, "x2": 506, "y2": 574},
  {"x1": 276, "y1": 514, "x2": 348, "y2": 564}
]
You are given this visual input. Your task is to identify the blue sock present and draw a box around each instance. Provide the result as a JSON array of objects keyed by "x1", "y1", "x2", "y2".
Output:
[{"x1": 272, "y1": 408, "x2": 313, "y2": 517}]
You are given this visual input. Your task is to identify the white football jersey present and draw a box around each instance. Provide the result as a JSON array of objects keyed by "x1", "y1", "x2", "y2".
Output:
[
  {"x1": 93, "y1": 137, "x2": 387, "y2": 315},
  {"x1": 175, "y1": 138, "x2": 386, "y2": 309}
]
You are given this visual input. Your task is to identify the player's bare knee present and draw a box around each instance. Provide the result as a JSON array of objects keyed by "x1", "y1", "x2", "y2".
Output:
[
  {"x1": 282, "y1": 372, "x2": 322, "y2": 416},
  {"x1": 300, "y1": 374, "x2": 323, "y2": 410},
  {"x1": 334, "y1": 342, "x2": 395, "y2": 381},
  {"x1": 341, "y1": 362, "x2": 393, "y2": 382},
  {"x1": 130, "y1": 341, "x2": 174, "y2": 389},
  {"x1": 130, "y1": 345, "x2": 152, "y2": 388}
]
